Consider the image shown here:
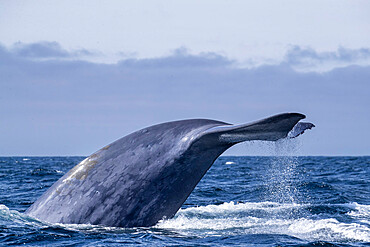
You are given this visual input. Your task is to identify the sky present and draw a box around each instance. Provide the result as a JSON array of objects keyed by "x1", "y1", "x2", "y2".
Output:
[{"x1": 0, "y1": 1, "x2": 369, "y2": 156}]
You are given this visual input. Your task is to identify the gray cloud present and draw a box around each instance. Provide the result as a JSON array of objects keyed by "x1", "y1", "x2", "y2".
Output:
[
  {"x1": 12, "y1": 41, "x2": 70, "y2": 58},
  {"x1": 8, "y1": 41, "x2": 93, "y2": 59},
  {"x1": 0, "y1": 42, "x2": 369, "y2": 156},
  {"x1": 284, "y1": 46, "x2": 370, "y2": 71},
  {"x1": 117, "y1": 48, "x2": 232, "y2": 69}
]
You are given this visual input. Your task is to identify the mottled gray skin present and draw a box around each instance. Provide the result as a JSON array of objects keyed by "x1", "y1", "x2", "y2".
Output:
[{"x1": 26, "y1": 113, "x2": 313, "y2": 227}]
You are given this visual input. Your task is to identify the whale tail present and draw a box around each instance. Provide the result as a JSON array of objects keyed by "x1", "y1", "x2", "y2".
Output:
[
  {"x1": 25, "y1": 113, "x2": 314, "y2": 228},
  {"x1": 202, "y1": 113, "x2": 314, "y2": 144}
]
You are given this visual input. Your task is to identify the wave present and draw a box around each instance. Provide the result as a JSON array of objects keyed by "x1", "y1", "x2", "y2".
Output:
[
  {"x1": 156, "y1": 201, "x2": 370, "y2": 242},
  {"x1": 1, "y1": 202, "x2": 369, "y2": 243}
]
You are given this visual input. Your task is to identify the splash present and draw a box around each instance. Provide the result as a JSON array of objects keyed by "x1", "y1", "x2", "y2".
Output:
[
  {"x1": 156, "y1": 201, "x2": 370, "y2": 242},
  {"x1": 1, "y1": 202, "x2": 369, "y2": 243},
  {"x1": 262, "y1": 138, "x2": 305, "y2": 204}
]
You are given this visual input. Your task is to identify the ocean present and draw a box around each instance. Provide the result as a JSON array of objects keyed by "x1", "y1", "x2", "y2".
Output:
[{"x1": 0, "y1": 153, "x2": 369, "y2": 246}]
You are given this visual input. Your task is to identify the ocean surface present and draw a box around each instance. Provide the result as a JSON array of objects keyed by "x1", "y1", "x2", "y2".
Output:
[{"x1": 0, "y1": 151, "x2": 369, "y2": 246}]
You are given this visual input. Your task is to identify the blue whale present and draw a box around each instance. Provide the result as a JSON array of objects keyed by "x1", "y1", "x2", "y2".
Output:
[{"x1": 26, "y1": 113, "x2": 314, "y2": 227}]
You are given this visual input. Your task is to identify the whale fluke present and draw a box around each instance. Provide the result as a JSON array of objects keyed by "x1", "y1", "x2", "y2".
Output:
[
  {"x1": 26, "y1": 113, "x2": 314, "y2": 227},
  {"x1": 203, "y1": 113, "x2": 307, "y2": 143},
  {"x1": 288, "y1": 122, "x2": 315, "y2": 138}
]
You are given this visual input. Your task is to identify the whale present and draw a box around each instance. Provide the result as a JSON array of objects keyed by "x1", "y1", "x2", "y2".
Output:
[{"x1": 26, "y1": 113, "x2": 314, "y2": 227}]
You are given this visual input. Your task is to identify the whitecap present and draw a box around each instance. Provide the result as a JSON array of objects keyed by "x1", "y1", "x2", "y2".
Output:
[
  {"x1": 346, "y1": 202, "x2": 370, "y2": 225},
  {"x1": 225, "y1": 161, "x2": 235, "y2": 165},
  {"x1": 156, "y1": 201, "x2": 370, "y2": 242}
]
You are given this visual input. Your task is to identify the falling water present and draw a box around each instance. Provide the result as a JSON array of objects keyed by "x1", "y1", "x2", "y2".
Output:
[{"x1": 264, "y1": 138, "x2": 301, "y2": 204}]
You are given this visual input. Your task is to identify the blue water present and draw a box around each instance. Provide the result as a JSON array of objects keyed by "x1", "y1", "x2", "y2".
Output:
[{"x1": 0, "y1": 153, "x2": 369, "y2": 246}]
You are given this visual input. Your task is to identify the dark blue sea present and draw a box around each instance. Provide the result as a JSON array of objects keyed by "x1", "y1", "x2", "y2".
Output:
[{"x1": 1, "y1": 152, "x2": 369, "y2": 246}]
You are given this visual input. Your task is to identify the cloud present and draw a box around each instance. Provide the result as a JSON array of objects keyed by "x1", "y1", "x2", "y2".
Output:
[
  {"x1": 117, "y1": 48, "x2": 233, "y2": 69},
  {"x1": 284, "y1": 46, "x2": 370, "y2": 72},
  {"x1": 0, "y1": 42, "x2": 369, "y2": 156},
  {"x1": 8, "y1": 41, "x2": 94, "y2": 60},
  {"x1": 6, "y1": 42, "x2": 370, "y2": 72}
]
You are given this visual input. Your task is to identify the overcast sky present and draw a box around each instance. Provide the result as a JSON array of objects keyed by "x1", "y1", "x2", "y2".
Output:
[{"x1": 1, "y1": 1, "x2": 369, "y2": 156}]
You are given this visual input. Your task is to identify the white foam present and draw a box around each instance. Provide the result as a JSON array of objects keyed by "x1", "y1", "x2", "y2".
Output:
[
  {"x1": 0, "y1": 204, "x2": 21, "y2": 220},
  {"x1": 347, "y1": 202, "x2": 370, "y2": 225},
  {"x1": 0, "y1": 204, "x2": 35, "y2": 226},
  {"x1": 225, "y1": 161, "x2": 235, "y2": 165},
  {"x1": 0, "y1": 204, "x2": 122, "y2": 233},
  {"x1": 52, "y1": 222, "x2": 122, "y2": 233},
  {"x1": 156, "y1": 201, "x2": 370, "y2": 242},
  {"x1": 289, "y1": 218, "x2": 370, "y2": 242},
  {"x1": 1, "y1": 202, "x2": 369, "y2": 242}
]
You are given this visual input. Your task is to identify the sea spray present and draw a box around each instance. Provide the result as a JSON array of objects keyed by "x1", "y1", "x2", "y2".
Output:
[{"x1": 264, "y1": 138, "x2": 301, "y2": 204}]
